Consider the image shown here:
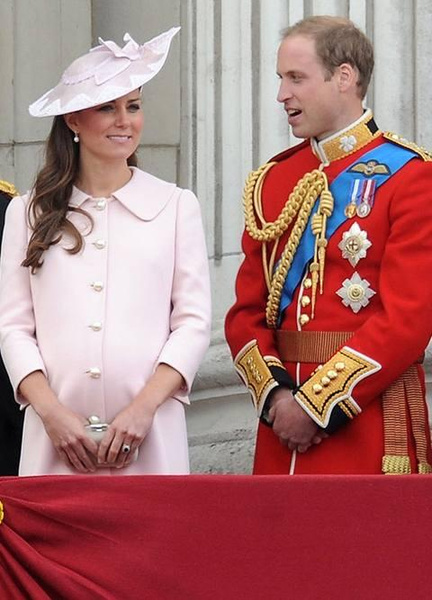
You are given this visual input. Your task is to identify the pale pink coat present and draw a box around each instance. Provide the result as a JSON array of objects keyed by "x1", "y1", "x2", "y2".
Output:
[{"x1": 0, "y1": 168, "x2": 211, "y2": 475}]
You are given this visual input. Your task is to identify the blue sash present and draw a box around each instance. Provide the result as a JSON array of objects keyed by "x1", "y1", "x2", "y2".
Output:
[{"x1": 277, "y1": 142, "x2": 417, "y2": 324}]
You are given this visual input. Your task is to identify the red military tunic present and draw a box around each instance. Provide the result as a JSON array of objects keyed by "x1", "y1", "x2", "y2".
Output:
[{"x1": 225, "y1": 111, "x2": 432, "y2": 474}]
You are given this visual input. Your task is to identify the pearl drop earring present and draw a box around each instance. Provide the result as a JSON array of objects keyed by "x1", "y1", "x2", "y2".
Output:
[{"x1": 73, "y1": 132, "x2": 80, "y2": 143}]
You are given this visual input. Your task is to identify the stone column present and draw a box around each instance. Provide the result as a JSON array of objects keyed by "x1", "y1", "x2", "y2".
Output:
[{"x1": 0, "y1": 0, "x2": 92, "y2": 193}]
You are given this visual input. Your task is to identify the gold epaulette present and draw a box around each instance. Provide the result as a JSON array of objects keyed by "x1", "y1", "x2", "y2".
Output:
[
  {"x1": 0, "y1": 180, "x2": 18, "y2": 197},
  {"x1": 384, "y1": 132, "x2": 432, "y2": 162}
]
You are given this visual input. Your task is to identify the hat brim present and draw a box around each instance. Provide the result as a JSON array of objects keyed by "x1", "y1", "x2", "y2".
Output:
[{"x1": 29, "y1": 27, "x2": 180, "y2": 117}]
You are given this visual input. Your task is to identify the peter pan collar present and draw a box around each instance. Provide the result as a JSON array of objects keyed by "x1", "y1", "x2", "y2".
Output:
[
  {"x1": 311, "y1": 109, "x2": 381, "y2": 165},
  {"x1": 69, "y1": 167, "x2": 177, "y2": 221}
]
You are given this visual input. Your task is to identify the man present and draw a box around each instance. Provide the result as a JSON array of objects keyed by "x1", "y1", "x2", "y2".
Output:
[
  {"x1": 225, "y1": 16, "x2": 432, "y2": 474},
  {"x1": 0, "y1": 179, "x2": 24, "y2": 475}
]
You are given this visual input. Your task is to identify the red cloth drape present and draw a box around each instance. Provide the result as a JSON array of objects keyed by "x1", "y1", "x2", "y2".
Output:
[{"x1": 1, "y1": 475, "x2": 431, "y2": 599}]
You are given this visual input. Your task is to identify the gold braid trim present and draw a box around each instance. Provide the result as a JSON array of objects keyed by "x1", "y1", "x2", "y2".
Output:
[
  {"x1": 243, "y1": 162, "x2": 334, "y2": 328},
  {"x1": 0, "y1": 180, "x2": 18, "y2": 197},
  {"x1": 243, "y1": 164, "x2": 334, "y2": 328},
  {"x1": 404, "y1": 366, "x2": 432, "y2": 474},
  {"x1": 244, "y1": 162, "x2": 301, "y2": 242},
  {"x1": 383, "y1": 132, "x2": 432, "y2": 162},
  {"x1": 0, "y1": 500, "x2": 4, "y2": 525}
]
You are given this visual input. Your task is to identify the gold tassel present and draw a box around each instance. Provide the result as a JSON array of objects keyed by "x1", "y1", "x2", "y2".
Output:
[
  {"x1": 418, "y1": 462, "x2": 432, "y2": 474},
  {"x1": 382, "y1": 454, "x2": 411, "y2": 475}
]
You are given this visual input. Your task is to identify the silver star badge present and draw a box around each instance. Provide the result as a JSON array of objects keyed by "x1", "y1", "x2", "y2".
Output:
[
  {"x1": 338, "y1": 222, "x2": 372, "y2": 267},
  {"x1": 336, "y1": 272, "x2": 376, "y2": 313}
]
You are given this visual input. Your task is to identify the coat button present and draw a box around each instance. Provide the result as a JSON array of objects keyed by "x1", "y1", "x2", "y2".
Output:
[
  {"x1": 91, "y1": 281, "x2": 104, "y2": 292},
  {"x1": 86, "y1": 367, "x2": 101, "y2": 378},
  {"x1": 93, "y1": 239, "x2": 106, "y2": 250},
  {"x1": 95, "y1": 199, "x2": 106, "y2": 211},
  {"x1": 89, "y1": 322, "x2": 103, "y2": 332}
]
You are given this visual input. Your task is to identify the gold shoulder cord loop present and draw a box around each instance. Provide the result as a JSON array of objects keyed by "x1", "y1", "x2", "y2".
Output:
[
  {"x1": 0, "y1": 180, "x2": 18, "y2": 197},
  {"x1": 242, "y1": 163, "x2": 334, "y2": 328}
]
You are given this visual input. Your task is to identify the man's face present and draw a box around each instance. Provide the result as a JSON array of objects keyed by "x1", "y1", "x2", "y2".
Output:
[{"x1": 276, "y1": 35, "x2": 346, "y2": 140}]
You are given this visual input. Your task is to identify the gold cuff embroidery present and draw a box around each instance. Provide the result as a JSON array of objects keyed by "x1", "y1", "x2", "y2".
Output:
[
  {"x1": 234, "y1": 341, "x2": 278, "y2": 413},
  {"x1": 264, "y1": 356, "x2": 284, "y2": 369},
  {"x1": 294, "y1": 346, "x2": 381, "y2": 427}
]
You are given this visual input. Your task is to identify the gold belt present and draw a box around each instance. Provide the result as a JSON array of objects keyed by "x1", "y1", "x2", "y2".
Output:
[{"x1": 276, "y1": 329, "x2": 430, "y2": 474}]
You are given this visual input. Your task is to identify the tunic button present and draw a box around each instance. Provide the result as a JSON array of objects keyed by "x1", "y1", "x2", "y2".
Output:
[
  {"x1": 335, "y1": 362, "x2": 345, "y2": 372},
  {"x1": 91, "y1": 281, "x2": 104, "y2": 292},
  {"x1": 303, "y1": 278, "x2": 312, "y2": 289},
  {"x1": 86, "y1": 367, "x2": 101, "y2": 378},
  {"x1": 95, "y1": 199, "x2": 106, "y2": 211},
  {"x1": 312, "y1": 384, "x2": 323, "y2": 394},
  {"x1": 93, "y1": 239, "x2": 106, "y2": 250},
  {"x1": 89, "y1": 322, "x2": 103, "y2": 332},
  {"x1": 299, "y1": 314, "x2": 310, "y2": 326},
  {"x1": 301, "y1": 296, "x2": 311, "y2": 307}
]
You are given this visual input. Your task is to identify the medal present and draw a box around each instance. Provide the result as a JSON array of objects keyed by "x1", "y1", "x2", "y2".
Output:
[
  {"x1": 356, "y1": 179, "x2": 376, "y2": 218},
  {"x1": 345, "y1": 179, "x2": 361, "y2": 218}
]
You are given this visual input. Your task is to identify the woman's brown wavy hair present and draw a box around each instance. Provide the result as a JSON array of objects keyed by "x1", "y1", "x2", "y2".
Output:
[{"x1": 22, "y1": 115, "x2": 138, "y2": 273}]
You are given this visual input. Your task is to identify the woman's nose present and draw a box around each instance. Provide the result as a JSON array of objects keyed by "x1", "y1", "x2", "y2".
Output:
[{"x1": 115, "y1": 107, "x2": 130, "y2": 126}]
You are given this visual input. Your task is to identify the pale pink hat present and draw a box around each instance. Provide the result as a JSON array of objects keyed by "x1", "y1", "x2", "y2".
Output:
[{"x1": 29, "y1": 27, "x2": 180, "y2": 117}]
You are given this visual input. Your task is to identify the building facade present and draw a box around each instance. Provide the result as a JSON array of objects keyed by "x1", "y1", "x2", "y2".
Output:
[{"x1": 1, "y1": 0, "x2": 431, "y2": 472}]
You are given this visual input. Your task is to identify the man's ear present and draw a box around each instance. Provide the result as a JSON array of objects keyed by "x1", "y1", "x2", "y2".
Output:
[{"x1": 338, "y1": 63, "x2": 358, "y2": 93}]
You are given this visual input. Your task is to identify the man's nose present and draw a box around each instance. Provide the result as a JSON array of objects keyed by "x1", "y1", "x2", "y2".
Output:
[{"x1": 277, "y1": 80, "x2": 292, "y2": 103}]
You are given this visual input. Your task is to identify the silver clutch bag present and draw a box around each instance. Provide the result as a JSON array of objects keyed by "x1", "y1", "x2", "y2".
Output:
[{"x1": 84, "y1": 416, "x2": 138, "y2": 465}]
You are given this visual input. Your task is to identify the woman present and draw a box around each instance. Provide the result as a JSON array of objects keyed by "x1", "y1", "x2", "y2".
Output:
[{"x1": 0, "y1": 28, "x2": 211, "y2": 476}]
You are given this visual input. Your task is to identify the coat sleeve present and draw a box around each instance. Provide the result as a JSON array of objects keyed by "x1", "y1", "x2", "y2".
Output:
[
  {"x1": 156, "y1": 189, "x2": 211, "y2": 398},
  {"x1": 294, "y1": 158, "x2": 432, "y2": 431},
  {"x1": 0, "y1": 195, "x2": 47, "y2": 401},
  {"x1": 224, "y1": 214, "x2": 295, "y2": 418}
]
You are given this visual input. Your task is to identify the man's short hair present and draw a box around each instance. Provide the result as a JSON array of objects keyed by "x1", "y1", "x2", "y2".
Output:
[{"x1": 282, "y1": 15, "x2": 374, "y2": 99}]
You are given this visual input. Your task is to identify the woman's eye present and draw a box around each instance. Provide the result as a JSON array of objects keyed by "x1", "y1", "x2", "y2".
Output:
[
  {"x1": 128, "y1": 104, "x2": 141, "y2": 112},
  {"x1": 97, "y1": 104, "x2": 114, "y2": 112}
]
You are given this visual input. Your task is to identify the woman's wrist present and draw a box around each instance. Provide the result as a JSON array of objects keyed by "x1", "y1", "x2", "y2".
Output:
[
  {"x1": 132, "y1": 391, "x2": 165, "y2": 416},
  {"x1": 18, "y1": 370, "x2": 60, "y2": 419}
]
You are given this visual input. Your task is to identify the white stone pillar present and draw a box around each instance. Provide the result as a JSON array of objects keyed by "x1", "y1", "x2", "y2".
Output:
[{"x1": 0, "y1": 0, "x2": 92, "y2": 193}]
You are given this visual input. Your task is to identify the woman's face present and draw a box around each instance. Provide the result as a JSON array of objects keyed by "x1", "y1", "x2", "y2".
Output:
[{"x1": 65, "y1": 89, "x2": 144, "y2": 164}]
